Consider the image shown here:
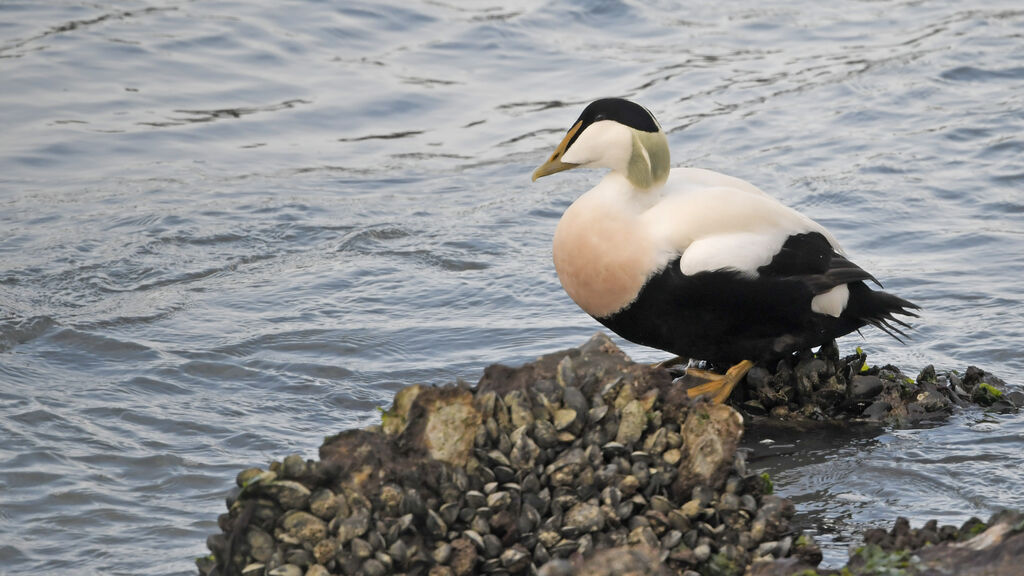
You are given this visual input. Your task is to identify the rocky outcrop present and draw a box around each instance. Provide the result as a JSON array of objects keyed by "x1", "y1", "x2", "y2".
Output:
[
  {"x1": 200, "y1": 334, "x2": 800, "y2": 576},
  {"x1": 749, "y1": 511, "x2": 1024, "y2": 576},
  {"x1": 199, "y1": 333, "x2": 1022, "y2": 576},
  {"x1": 708, "y1": 340, "x2": 1022, "y2": 427}
]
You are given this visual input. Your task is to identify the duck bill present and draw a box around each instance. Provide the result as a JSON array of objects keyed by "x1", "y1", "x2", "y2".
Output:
[
  {"x1": 532, "y1": 158, "x2": 577, "y2": 181},
  {"x1": 531, "y1": 121, "x2": 582, "y2": 181}
]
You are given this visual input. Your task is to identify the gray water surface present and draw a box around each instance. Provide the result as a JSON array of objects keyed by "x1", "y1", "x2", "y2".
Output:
[{"x1": 1, "y1": 1, "x2": 1023, "y2": 574}]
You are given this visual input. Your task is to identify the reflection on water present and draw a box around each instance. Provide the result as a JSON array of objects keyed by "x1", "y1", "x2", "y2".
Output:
[{"x1": 1, "y1": 0, "x2": 1023, "y2": 573}]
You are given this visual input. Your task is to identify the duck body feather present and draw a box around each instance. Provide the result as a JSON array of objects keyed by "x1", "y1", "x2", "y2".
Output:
[{"x1": 553, "y1": 167, "x2": 916, "y2": 365}]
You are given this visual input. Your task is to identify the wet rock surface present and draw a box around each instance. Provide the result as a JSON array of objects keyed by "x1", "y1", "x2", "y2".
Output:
[
  {"x1": 200, "y1": 334, "x2": 1022, "y2": 576},
  {"x1": 201, "y1": 334, "x2": 793, "y2": 576},
  {"x1": 722, "y1": 340, "x2": 1022, "y2": 427},
  {"x1": 750, "y1": 511, "x2": 1024, "y2": 576}
]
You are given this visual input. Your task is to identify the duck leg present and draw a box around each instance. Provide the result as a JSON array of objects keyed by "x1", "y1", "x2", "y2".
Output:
[{"x1": 682, "y1": 360, "x2": 755, "y2": 404}]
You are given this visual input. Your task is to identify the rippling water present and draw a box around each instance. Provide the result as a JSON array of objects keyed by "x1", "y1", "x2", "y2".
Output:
[{"x1": 1, "y1": 1, "x2": 1022, "y2": 573}]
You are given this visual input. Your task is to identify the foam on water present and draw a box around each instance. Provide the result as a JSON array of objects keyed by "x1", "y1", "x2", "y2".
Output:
[{"x1": 1, "y1": 0, "x2": 1023, "y2": 573}]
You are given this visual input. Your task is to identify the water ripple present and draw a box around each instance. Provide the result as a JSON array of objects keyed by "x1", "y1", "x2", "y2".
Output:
[{"x1": 1, "y1": 1, "x2": 1023, "y2": 574}]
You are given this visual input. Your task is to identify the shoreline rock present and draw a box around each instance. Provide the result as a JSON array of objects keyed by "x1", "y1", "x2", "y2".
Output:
[
  {"x1": 749, "y1": 511, "x2": 1024, "y2": 576},
  {"x1": 199, "y1": 333, "x2": 1021, "y2": 576},
  {"x1": 706, "y1": 340, "x2": 1021, "y2": 428}
]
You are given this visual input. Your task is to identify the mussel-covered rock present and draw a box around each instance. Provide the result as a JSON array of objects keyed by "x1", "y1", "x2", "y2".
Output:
[
  {"x1": 202, "y1": 334, "x2": 798, "y2": 576},
  {"x1": 739, "y1": 348, "x2": 1018, "y2": 428},
  {"x1": 203, "y1": 333, "x2": 1020, "y2": 576}
]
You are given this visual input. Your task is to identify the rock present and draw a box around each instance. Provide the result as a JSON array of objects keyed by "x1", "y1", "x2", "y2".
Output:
[
  {"x1": 616, "y1": 400, "x2": 646, "y2": 444},
  {"x1": 562, "y1": 501, "x2": 605, "y2": 536},
  {"x1": 333, "y1": 508, "x2": 370, "y2": 544},
  {"x1": 281, "y1": 511, "x2": 326, "y2": 545},
  {"x1": 562, "y1": 386, "x2": 589, "y2": 426},
  {"x1": 1007, "y1": 390, "x2": 1024, "y2": 407},
  {"x1": 400, "y1": 387, "x2": 481, "y2": 467},
  {"x1": 569, "y1": 546, "x2": 671, "y2": 575},
  {"x1": 312, "y1": 538, "x2": 338, "y2": 565},
  {"x1": 482, "y1": 533, "x2": 502, "y2": 558},
  {"x1": 845, "y1": 511, "x2": 1024, "y2": 576},
  {"x1": 432, "y1": 542, "x2": 452, "y2": 564},
  {"x1": 350, "y1": 538, "x2": 373, "y2": 559},
  {"x1": 505, "y1": 390, "x2": 534, "y2": 429},
  {"x1": 267, "y1": 565, "x2": 302, "y2": 576},
  {"x1": 236, "y1": 467, "x2": 265, "y2": 488},
  {"x1": 553, "y1": 408, "x2": 577, "y2": 431},
  {"x1": 917, "y1": 364, "x2": 937, "y2": 383},
  {"x1": 500, "y1": 545, "x2": 531, "y2": 573},
  {"x1": 972, "y1": 381, "x2": 1005, "y2": 406},
  {"x1": 862, "y1": 400, "x2": 892, "y2": 421},
  {"x1": 735, "y1": 342, "x2": 1016, "y2": 427},
  {"x1": 850, "y1": 375, "x2": 883, "y2": 400},
  {"x1": 266, "y1": 480, "x2": 311, "y2": 510},
  {"x1": 246, "y1": 527, "x2": 274, "y2": 563},
  {"x1": 510, "y1": 429, "x2": 540, "y2": 469},
  {"x1": 537, "y1": 559, "x2": 573, "y2": 576},
  {"x1": 545, "y1": 447, "x2": 587, "y2": 486},
  {"x1": 747, "y1": 557, "x2": 821, "y2": 576},
  {"x1": 282, "y1": 454, "x2": 307, "y2": 479},
  {"x1": 533, "y1": 419, "x2": 559, "y2": 448},
  {"x1": 752, "y1": 495, "x2": 795, "y2": 542},
  {"x1": 449, "y1": 537, "x2": 478, "y2": 576},
  {"x1": 915, "y1": 388, "x2": 951, "y2": 413},
  {"x1": 239, "y1": 563, "x2": 264, "y2": 576},
  {"x1": 556, "y1": 355, "x2": 577, "y2": 388},
  {"x1": 628, "y1": 525, "x2": 660, "y2": 549},
  {"x1": 360, "y1": 558, "x2": 386, "y2": 576},
  {"x1": 674, "y1": 403, "x2": 744, "y2": 496},
  {"x1": 486, "y1": 491, "x2": 510, "y2": 510},
  {"x1": 308, "y1": 488, "x2": 341, "y2": 520},
  {"x1": 381, "y1": 384, "x2": 422, "y2": 436},
  {"x1": 207, "y1": 334, "x2": 1022, "y2": 576}
]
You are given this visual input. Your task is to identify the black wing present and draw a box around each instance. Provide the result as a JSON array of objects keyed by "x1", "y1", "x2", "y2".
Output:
[{"x1": 758, "y1": 232, "x2": 918, "y2": 341}]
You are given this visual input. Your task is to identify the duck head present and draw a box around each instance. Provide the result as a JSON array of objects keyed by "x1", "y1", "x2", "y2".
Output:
[{"x1": 532, "y1": 98, "x2": 670, "y2": 189}]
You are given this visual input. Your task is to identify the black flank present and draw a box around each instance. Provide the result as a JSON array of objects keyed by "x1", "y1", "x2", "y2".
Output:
[{"x1": 596, "y1": 234, "x2": 919, "y2": 366}]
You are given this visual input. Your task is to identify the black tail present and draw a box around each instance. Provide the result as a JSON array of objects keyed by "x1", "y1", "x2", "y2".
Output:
[{"x1": 842, "y1": 281, "x2": 921, "y2": 342}]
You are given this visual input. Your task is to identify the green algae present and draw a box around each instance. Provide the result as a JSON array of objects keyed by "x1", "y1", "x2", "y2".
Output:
[{"x1": 850, "y1": 544, "x2": 914, "y2": 576}]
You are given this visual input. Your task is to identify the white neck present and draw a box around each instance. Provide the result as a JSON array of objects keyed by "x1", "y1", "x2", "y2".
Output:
[{"x1": 561, "y1": 121, "x2": 670, "y2": 190}]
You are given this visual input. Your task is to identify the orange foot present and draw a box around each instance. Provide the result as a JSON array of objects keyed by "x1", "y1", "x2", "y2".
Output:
[{"x1": 682, "y1": 360, "x2": 755, "y2": 404}]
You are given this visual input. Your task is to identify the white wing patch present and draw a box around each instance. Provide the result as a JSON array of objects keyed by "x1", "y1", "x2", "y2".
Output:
[
  {"x1": 678, "y1": 229, "x2": 852, "y2": 318},
  {"x1": 679, "y1": 232, "x2": 789, "y2": 276},
  {"x1": 811, "y1": 284, "x2": 850, "y2": 317}
]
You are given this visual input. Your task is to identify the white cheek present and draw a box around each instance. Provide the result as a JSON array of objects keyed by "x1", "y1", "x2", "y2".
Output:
[{"x1": 562, "y1": 121, "x2": 632, "y2": 171}]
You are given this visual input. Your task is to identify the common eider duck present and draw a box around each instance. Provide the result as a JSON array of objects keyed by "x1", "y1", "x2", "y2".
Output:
[{"x1": 532, "y1": 98, "x2": 919, "y2": 403}]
